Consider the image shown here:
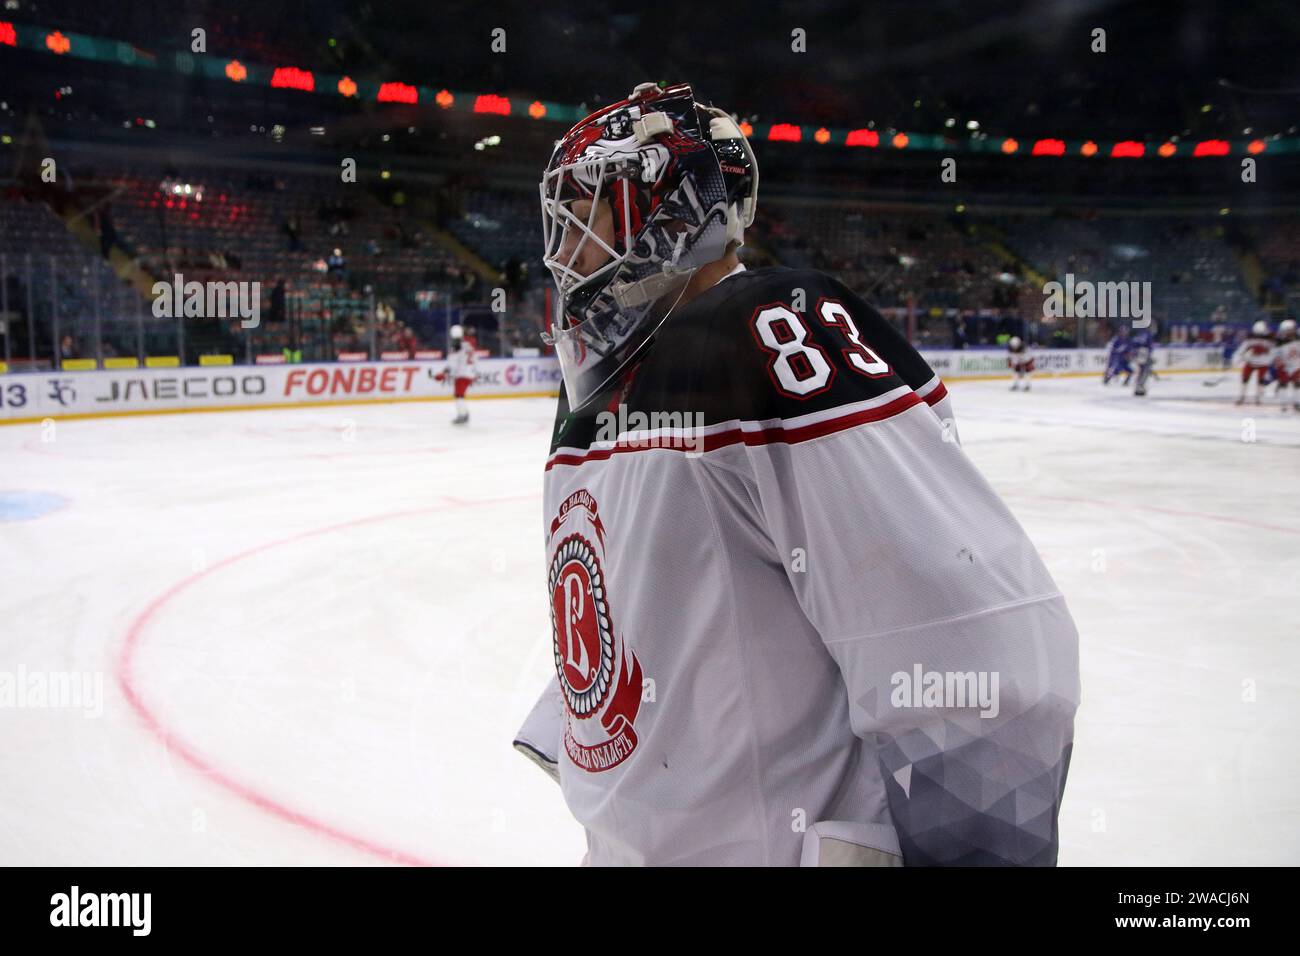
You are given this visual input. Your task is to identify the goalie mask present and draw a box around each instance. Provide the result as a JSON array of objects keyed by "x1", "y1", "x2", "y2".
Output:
[{"x1": 540, "y1": 82, "x2": 758, "y2": 409}]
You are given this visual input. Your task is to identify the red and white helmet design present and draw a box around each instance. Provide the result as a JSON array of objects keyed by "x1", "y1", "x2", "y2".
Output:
[{"x1": 539, "y1": 82, "x2": 757, "y2": 409}]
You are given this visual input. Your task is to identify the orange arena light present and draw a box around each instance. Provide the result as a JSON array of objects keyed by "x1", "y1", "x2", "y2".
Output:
[
  {"x1": 528, "y1": 100, "x2": 546, "y2": 119},
  {"x1": 1158, "y1": 142, "x2": 1177, "y2": 157},
  {"x1": 435, "y1": 89, "x2": 454, "y2": 109},
  {"x1": 738, "y1": 120, "x2": 753, "y2": 137},
  {"x1": 1080, "y1": 141, "x2": 1098, "y2": 156},
  {"x1": 338, "y1": 76, "x2": 357, "y2": 98},
  {"x1": 892, "y1": 132, "x2": 909, "y2": 148},
  {"x1": 46, "y1": 30, "x2": 70, "y2": 54},
  {"x1": 814, "y1": 127, "x2": 831, "y2": 144},
  {"x1": 1247, "y1": 139, "x2": 1267, "y2": 154},
  {"x1": 225, "y1": 60, "x2": 247, "y2": 82},
  {"x1": 1001, "y1": 138, "x2": 1019, "y2": 154}
]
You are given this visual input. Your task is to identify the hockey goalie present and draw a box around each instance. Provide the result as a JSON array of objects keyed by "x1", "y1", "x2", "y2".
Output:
[{"x1": 514, "y1": 82, "x2": 1080, "y2": 866}]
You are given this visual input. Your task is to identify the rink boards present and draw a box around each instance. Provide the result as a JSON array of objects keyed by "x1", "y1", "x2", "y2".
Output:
[{"x1": 0, "y1": 347, "x2": 1217, "y2": 423}]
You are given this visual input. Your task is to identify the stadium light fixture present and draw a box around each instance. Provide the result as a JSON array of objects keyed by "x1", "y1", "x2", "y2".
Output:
[
  {"x1": 271, "y1": 67, "x2": 314, "y2": 92},
  {"x1": 473, "y1": 94, "x2": 511, "y2": 115},
  {"x1": 378, "y1": 82, "x2": 418, "y2": 104}
]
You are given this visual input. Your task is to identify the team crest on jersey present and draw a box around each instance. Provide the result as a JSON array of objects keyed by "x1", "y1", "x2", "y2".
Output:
[{"x1": 548, "y1": 489, "x2": 644, "y2": 772}]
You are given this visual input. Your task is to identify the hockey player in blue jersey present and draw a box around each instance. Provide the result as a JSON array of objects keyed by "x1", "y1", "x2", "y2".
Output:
[
  {"x1": 1103, "y1": 331, "x2": 1132, "y2": 385},
  {"x1": 1130, "y1": 327, "x2": 1155, "y2": 396}
]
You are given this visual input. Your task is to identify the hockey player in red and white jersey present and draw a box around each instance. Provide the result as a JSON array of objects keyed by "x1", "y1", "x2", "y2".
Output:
[
  {"x1": 1234, "y1": 320, "x2": 1275, "y2": 406},
  {"x1": 1007, "y1": 335, "x2": 1033, "y2": 391},
  {"x1": 1272, "y1": 318, "x2": 1299, "y2": 412},
  {"x1": 514, "y1": 83, "x2": 1080, "y2": 866},
  {"x1": 435, "y1": 324, "x2": 476, "y2": 424}
]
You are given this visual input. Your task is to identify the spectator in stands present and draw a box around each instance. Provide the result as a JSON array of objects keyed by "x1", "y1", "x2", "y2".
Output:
[
  {"x1": 95, "y1": 205, "x2": 117, "y2": 260},
  {"x1": 503, "y1": 255, "x2": 528, "y2": 296},
  {"x1": 327, "y1": 247, "x2": 347, "y2": 279},
  {"x1": 397, "y1": 325, "x2": 419, "y2": 355},
  {"x1": 283, "y1": 216, "x2": 302, "y2": 252},
  {"x1": 457, "y1": 269, "x2": 481, "y2": 304},
  {"x1": 269, "y1": 279, "x2": 286, "y2": 324},
  {"x1": 58, "y1": 334, "x2": 78, "y2": 363}
]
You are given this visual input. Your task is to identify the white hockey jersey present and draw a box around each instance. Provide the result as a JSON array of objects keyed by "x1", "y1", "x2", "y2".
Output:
[
  {"x1": 1275, "y1": 339, "x2": 1300, "y2": 373},
  {"x1": 445, "y1": 341, "x2": 476, "y2": 380},
  {"x1": 1234, "y1": 336, "x2": 1276, "y2": 368},
  {"x1": 515, "y1": 267, "x2": 1080, "y2": 866}
]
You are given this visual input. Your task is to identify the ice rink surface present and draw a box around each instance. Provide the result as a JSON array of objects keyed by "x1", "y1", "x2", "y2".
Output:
[{"x1": 2, "y1": 369, "x2": 1298, "y2": 866}]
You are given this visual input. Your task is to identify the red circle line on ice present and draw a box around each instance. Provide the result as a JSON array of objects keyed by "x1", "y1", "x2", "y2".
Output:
[{"x1": 117, "y1": 494, "x2": 534, "y2": 867}]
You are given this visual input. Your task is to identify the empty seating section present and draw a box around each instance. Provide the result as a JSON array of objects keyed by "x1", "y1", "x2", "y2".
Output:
[
  {"x1": 104, "y1": 167, "x2": 461, "y2": 359},
  {"x1": 999, "y1": 216, "x2": 1255, "y2": 326},
  {"x1": 0, "y1": 198, "x2": 155, "y2": 363},
  {"x1": 1255, "y1": 217, "x2": 1300, "y2": 314},
  {"x1": 448, "y1": 188, "x2": 542, "y2": 277}
]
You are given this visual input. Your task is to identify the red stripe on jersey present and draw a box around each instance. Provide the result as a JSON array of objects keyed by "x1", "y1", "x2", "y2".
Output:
[
  {"x1": 545, "y1": 390, "x2": 923, "y2": 471},
  {"x1": 922, "y1": 380, "x2": 948, "y2": 406}
]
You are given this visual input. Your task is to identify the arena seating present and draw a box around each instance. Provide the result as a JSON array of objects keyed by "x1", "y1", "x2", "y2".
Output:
[{"x1": 0, "y1": 198, "x2": 156, "y2": 362}]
